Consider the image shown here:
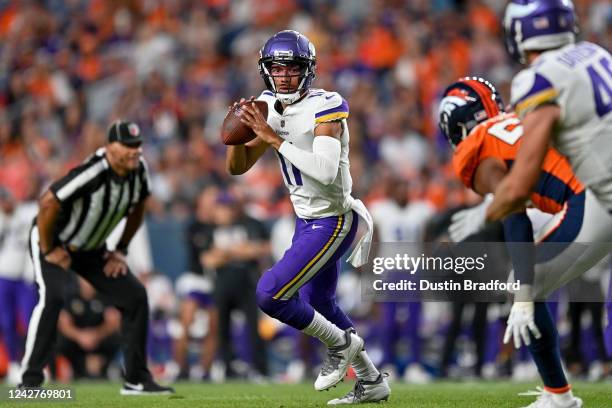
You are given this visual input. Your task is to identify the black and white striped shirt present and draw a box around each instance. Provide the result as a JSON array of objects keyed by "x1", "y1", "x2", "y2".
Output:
[{"x1": 48, "y1": 148, "x2": 151, "y2": 252}]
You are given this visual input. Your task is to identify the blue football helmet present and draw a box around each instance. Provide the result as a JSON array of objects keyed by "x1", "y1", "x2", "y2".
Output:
[
  {"x1": 504, "y1": 0, "x2": 577, "y2": 63},
  {"x1": 438, "y1": 77, "x2": 504, "y2": 149},
  {"x1": 258, "y1": 30, "x2": 316, "y2": 105}
]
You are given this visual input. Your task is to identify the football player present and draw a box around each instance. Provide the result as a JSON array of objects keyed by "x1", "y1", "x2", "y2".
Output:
[
  {"x1": 225, "y1": 30, "x2": 390, "y2": 404},
  {"x1": 447, "y1": 2, "x2": 612, "y2": 403},
  {"x1": 0, "y1": 188, "x2": 38, "y2": 385},
  {"x1": 439, "y1": 76, "x2": 612, "y2": 408}
]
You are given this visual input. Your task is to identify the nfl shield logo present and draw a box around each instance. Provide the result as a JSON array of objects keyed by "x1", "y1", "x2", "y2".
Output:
[{"x1": 281, "y1": 120, "x2": 285, "y2": 128}]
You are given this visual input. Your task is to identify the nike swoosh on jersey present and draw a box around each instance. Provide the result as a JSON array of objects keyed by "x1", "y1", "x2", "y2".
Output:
[{"x1": 312, "y1": 224, "x2": 323, "y2": 230}]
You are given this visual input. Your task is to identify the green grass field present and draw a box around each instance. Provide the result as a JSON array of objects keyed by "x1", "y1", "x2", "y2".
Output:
[{"x1": 2, "y1": 381, "x2": 611, "y2": 408}]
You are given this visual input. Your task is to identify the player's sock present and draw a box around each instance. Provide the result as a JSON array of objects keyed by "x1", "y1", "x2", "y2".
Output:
[
  {"x1": 527, "y1": 302, "x2": 569, "y2": 388},
  {"x1": 302, "y1": 310, "x2": 345, "y2": 347},
  {"x1": 352, "y1": 350, "x2": 380, "y2": 381}
]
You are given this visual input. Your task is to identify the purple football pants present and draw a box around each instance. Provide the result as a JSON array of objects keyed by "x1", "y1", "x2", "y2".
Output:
[
  {"x1": 0, "y1": 278, "x2": 37, "y2": 361},
  {"x1": 256, "y1": 210, "x2": 358, "y2": 330}
]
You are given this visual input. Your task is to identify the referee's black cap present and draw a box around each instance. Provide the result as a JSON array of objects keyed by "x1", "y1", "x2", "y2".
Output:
[{"x1": 107, "y1": 121, "x2": 143, "y2": 147}]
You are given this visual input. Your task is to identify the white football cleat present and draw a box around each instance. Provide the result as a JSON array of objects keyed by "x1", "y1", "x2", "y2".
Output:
[
  {"x1": 327, "y1": 373, "x2": 391, "y2": 405},
  {"x1": 519, "y1": 387, "x2": 583, "y2": 408},
  {"x1": 315, "y1": 330, "x2": 364, "y2": 391}
]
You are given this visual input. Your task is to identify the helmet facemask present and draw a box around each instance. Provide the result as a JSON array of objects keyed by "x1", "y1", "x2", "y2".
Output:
[{"x1": 260, "y1": 59, "x2": 314, "y2": 105}]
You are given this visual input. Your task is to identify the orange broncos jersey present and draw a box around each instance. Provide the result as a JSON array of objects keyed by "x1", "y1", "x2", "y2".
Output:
[{"x1": 453, "y1": 113, "x2": 584, "y2": 214}]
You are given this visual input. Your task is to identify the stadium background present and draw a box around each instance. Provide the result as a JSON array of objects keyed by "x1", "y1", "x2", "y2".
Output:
[{"x1": 0, "y1": 0, "x2": 611, "y2": 389}]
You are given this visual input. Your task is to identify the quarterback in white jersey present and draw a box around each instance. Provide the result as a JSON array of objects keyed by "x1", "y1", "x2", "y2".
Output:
[{"x1": 226, "y1": 30, "x2": 389, "y2": 404}]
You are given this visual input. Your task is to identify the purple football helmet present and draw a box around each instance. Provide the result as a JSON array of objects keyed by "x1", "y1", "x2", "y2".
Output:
[
  {"x1": 504, "y1": 0, "x2": 577, "y2": 63},
  {"x1": 258, "y1": 30, "x2": 316, "y2": 105}
]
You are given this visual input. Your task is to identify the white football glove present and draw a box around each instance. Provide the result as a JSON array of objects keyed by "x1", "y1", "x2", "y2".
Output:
[
  {"x1": 448, "y1": 194, "x2": 494, "y2": 242},
  {"x1": 503, "y1": 301, "x2": 542, "y2": 349}
]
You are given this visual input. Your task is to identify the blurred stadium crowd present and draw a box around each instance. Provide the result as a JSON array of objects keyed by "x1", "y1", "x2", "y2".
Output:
[{"x1": 0, "y1": 0, "x2": 611, "y2": 385}]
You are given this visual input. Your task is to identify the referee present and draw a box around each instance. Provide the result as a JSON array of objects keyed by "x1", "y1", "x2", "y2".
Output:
[{"x1": 20, "y1": 121, "x2": 174, "y2": 395}]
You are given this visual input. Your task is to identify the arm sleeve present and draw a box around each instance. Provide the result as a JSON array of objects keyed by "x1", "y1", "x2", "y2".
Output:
[{"x1": 278, "y1": 136, "x2": 341, "y2": 185}]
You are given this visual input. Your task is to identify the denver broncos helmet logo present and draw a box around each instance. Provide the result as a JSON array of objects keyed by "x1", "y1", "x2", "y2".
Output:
[{"x1": 438, "y1": 91, "x2": 475, "y2": 138}]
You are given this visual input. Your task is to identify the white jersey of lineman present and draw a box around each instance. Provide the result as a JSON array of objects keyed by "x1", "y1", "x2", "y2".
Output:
[
  {"x1": 0, "y1": 201, "x2": 37, "y2": 282},
  {"x1": 257, "y1": 88, "x2": 353, "y2": 219},
  {"x1": 370, "y1": 200, "x2": 434, "y2": 243},
  {"x1": 511, "y1": 41, "x2": 612, "y2": 209}
]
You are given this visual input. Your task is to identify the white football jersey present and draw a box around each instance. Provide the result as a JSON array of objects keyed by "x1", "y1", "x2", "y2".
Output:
[
  {"x1": 511, "y1": 41, "x2": 612, "y2": 209},
  {"x1": 0, "y1": 201, "x2": 37, "y2": 282},
  {"x1": 370, "y1": 200, "x2": 434, "y2": 243},
  {"x1": 257, "y1": 88, "x2": 353, "y2": 219}
]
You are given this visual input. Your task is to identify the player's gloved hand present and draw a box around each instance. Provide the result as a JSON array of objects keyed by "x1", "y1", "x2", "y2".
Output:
[
  {"x1": 448, "y1": 194, "x2": 494, "y2": 242},
  {"x1": 503, "y1": 301, "x2": 542, "y2": 348},
  {"x1": 103, "y1": 250, "x2": 128, "y2": 279}
]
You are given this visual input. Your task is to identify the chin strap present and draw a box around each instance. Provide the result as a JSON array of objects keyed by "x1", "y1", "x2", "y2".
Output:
[{"x1": 275, "y1": 90, "x2": 302, "y2": 105}]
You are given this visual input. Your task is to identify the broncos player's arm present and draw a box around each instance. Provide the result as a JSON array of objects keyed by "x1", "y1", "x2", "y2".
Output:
[
  {"x1": 226, "y1": 136, "x2": 270, "y2": 175},
  {"x1": 486, "y1": 105, "x2": 560, "y2": 221},
  {"x1": 472, "y1": 157, "x2": 509, "y2": 196}
]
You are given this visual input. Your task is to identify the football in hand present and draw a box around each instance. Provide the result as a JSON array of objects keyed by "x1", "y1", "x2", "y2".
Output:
[{"x1": 221, "y1": 100, "x2": 269, "y2": 145}]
